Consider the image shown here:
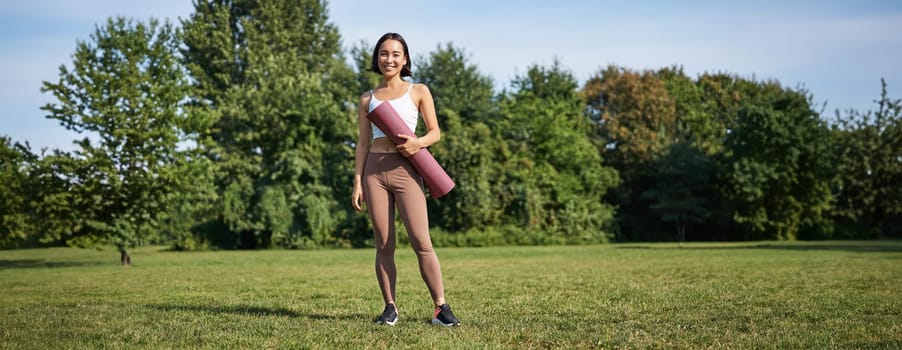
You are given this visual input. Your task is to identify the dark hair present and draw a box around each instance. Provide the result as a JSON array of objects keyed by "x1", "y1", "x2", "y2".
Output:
[{"x1": 370, "y1": 32, "x2": 412, "y2": 77}]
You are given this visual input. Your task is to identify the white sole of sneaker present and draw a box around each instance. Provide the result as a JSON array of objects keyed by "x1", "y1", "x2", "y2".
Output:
[
  {"x1": 431, "y1": 318, "x2": 459, "y2": 327},
  {"x1": 376, "y1": 320, "x2": 397, "y2": 326}
]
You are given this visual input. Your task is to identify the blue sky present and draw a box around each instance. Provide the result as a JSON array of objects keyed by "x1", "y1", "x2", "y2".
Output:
[{"x1": 2, "y1": 1, "x2": 901, "y2": 152}]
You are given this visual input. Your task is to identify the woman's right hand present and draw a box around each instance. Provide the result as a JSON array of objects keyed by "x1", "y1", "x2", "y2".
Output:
[{"x1": 352, "y1": 182, "x2": 365, "y2": 211}]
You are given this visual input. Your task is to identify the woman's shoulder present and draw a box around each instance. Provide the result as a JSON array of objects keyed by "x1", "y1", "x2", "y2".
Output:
[
  {"x1": 359, "y1": 90, "x2": 373, "y2": 105},
  {"x1": 410, "y1": 83, "x2": 432, "y2": 98},
  {"x1": 411, "y1": 82, "x2": 430, "y2": 92}
]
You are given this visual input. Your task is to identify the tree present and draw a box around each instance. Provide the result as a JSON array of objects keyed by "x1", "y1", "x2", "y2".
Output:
[
  {"x1": 651, "y1": 68, "x2": 743, "y2": 241},
  {"x1": 656, "y1": 66, "x2": 726, "y2": 155},
  {"x1": 583, "y1": 65, "x2": 678, "y2": 171},
  {"x1": 416, "y1": 43, "x2": 496, "y2": 125},
  {"x1": 0, "y1": 138, "x2": 36, "y2": 247},
  {"x1": 582, "y1": 65, "x2": 678, "y2": 240},
  {"x1": 640, "y1": 142, "x2": 713, "y2": 242},
  {"x1": 40, "y1": 17, "x2": 190, "y2": 264},
  {"x1": 24, "y1": 149, "x2": 89, "y2": 248},
  {"x1": 414, "y1": 43, "x2": 502, "y2": 232},
  {"x1": 182, "y1": 0, "x2": 358, "y2": 248},
  {"x1": 349, "y1": 40, "x2": 382, "y2": 93},
  {"x1": 496, "y1": 62, "x2": 619, "y2": 242},
  {"x1": 721, "y1": 82, "x2": 834, "y2": 240},
  {"x1": 830, "y1": 79, "x2": 902, "y2": 237}
]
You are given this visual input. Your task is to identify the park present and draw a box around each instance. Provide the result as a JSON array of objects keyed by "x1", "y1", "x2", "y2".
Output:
[{"x1": 1, "y1": 1, "x2": 901, "y2": 348}]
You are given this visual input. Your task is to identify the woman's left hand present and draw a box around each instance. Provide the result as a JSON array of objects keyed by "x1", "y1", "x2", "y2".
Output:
[{"x1": 396, "y1": 134, "x2": 421, "y2": 157}]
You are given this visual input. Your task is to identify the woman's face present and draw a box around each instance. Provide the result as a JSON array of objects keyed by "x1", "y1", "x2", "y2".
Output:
[{"x1": 377, "y1": 39, "x2": 407, "y2": 77}]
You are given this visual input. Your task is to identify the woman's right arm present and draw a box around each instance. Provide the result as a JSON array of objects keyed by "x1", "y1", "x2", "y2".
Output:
[{"x1": 352, "y1": 94, "x2": 372, "y2": 211}]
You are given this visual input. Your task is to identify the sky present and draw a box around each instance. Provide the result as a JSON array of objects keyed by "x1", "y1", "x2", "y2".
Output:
[{"x1": 2, "y1": 0, "x2": 901, "y2": 152}]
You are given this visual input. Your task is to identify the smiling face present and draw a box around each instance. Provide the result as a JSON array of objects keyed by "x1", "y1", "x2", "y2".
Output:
[
  {"x1": 370, "y1": 33, "x2": 412, "y2": 77},
  {"x1": 377, "y1": 39, "x2": 408, "y2": 77}
]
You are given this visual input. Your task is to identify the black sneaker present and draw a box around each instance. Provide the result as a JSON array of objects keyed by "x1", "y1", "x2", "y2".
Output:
[
  {"x1": 374, "y1": 304, "x2": 398, "y2": 326},
  {"x1": 431, "y1": 304, "x2": 460, "y2": 326}
]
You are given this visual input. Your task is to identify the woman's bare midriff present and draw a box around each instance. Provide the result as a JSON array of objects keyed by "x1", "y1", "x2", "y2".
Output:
[{"x1": 370, "y1": 137, "x2": 399, "y2": 153}]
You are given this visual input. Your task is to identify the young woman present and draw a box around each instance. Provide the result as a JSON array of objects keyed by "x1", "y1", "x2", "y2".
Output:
[{"x1": 351, "y1": 32, "x2": 460, "y2": 327}]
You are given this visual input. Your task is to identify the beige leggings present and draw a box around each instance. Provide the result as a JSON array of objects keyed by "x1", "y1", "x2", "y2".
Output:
[{"x1": 364, "y1": 152, "x2": 445, "y2": 306}]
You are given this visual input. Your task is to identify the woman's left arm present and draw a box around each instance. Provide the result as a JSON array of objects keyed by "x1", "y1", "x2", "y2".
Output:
[{"x1": 397, "y1": 83, "x2": 441, "y2": 156}]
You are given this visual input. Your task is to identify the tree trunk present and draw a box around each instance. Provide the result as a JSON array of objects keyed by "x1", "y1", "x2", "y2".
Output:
[{"x1": 120, "y1": 250, "x2": 131, "y2": 266}]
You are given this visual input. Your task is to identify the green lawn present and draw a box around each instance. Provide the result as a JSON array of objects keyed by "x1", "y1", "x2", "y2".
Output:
[{"x1": 1, "y1": 241, "x2": 900, "y2": 349}]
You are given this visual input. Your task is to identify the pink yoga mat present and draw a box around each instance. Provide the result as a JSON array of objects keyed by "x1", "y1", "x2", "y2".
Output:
[{"x1": 368, "y1": 102, "x2": 455, "y2": 198}]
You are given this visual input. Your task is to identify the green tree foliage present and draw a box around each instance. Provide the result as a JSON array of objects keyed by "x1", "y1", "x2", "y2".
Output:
[
  {"x1": 0, "y1": 138, "x2": 36, "y2": 247},
  {"x1": 656, "y1": 67, "x2": 725, "y2": 154},
  {"x1": 830, "y1": 79, "x2": 902, "y2": 238},
  {"x1": 495, "y1": 62, "x2": 619, "y2": 242},
  {"x1": 416, "y1": 43, "x2": 496, "y2": 125},
  {"x1": 582, "y1": 65, "x2": 678, "y2": 240},
  {"x1": 26, "y1": 149, "x2": 95, "y2": 248},
  {"x1": 721, "y1": 82, "x2": 834, "y2": 240},
  {"x1": 583, "y1": 65, "x2": 677, "y2": 171},
  {"x1": 583, "y1": 68, "x2": 838, "y2": 241},
  {"x1": 640, "y1": 142, "x2": 714, "y2": 242},
  {"x1": 182, "y1": 0, "x2": 357, "y2": 248},
  {"x1": 349, "y1": 40, "x2": 382, "y2": 93},
  {"x1": 694, "y1": 73, "x2": 754, "y2": 134},
  {"x1": 156, "y1": 150, "x2": 219, "y2": 250},
  {"x1": 414, "y1": 44, "x2": 503, "y2": 232},
  {"x1": 656, "y1": 70, "x2": 757, "y2": 240},
  {"x1": 40, "y1": 17, "x2": 190, "y2": 263}
]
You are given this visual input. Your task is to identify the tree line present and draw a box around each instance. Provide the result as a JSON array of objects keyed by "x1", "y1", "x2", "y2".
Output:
[{"x1": 1, "y1": 0, "x2": 900, "y2": 261}]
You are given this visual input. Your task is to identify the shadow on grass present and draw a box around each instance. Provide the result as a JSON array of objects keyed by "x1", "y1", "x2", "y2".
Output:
[
  {"x1": 148, "y1": 304, "x2": 368, "y2": 321},
  {"x1": 0, "y1": 259, "x2": 105, "y2": 270},
  {"x1": 615, "y1": 241, "x2": 902, "y2": 253}
]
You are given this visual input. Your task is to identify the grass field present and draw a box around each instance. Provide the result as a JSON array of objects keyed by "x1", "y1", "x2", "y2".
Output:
[{"x1": 1, "y1": 241, "x2": 900, "y2": 349}]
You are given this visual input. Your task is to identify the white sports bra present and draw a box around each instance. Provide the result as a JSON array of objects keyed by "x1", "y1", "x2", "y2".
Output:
[{"x1": 368, "y1": 84, "x2": 418, "y2": 139}]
